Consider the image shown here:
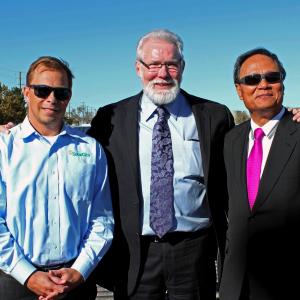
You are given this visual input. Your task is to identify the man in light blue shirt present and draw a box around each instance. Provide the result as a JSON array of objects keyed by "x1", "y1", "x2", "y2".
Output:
[{"x1": 0, "y1": 56, "x2": 114, "y2": 300}]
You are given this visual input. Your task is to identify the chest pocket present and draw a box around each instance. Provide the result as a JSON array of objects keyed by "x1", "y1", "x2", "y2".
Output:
[
  {"x1": 181, "y1": 124, "x2": 203, "y2": 177},
  {"x1": 64, "y1": 156, "x2": 95, "y2": 201}
]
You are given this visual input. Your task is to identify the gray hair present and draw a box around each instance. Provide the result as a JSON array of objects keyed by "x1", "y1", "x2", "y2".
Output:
[
  {"x1": 233, "y1": 47, "x2": 286, "y2": 84},
  {"x1": 136, "y1": 29, "x2": 184, "y2": 61}
]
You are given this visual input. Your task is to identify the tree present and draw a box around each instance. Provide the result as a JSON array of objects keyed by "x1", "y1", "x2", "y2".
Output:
[
  {"x1": 66, "y1": 103, "x2": 96, "y2": 125},
  {"x1": 0, "y1": 82, "x2": 26, "y2": 124},
  {"x1": 0, "y1": 83, "x2": 96, "y2": 126},
  {"x1": 232, "y1": 110, "x2": 250, "y2": 124}
]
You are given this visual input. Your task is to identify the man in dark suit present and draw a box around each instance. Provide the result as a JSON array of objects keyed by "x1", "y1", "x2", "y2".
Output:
[
  {"x1": 88, "y1": 29, "x2": 234, "y2": 300},
  {"x1": 220, "y1": 48, "x2": 300, "y2": 300}
]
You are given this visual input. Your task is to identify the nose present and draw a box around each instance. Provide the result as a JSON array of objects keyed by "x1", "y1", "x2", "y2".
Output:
[
  {"x1": 157, "y1": 64, "x2": 171, "y2": 78},
  {"x1": 257, "y1": 78, "x2": 269, "y2": 89},
  {"x1": 46, "y1": 91, "x2": 58, "y2": 103}
]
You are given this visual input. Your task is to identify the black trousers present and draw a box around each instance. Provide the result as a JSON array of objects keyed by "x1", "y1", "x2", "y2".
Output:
[
  {"x1": 0, "y1": 270, "x2": 97, "y2": 300},
  {"x1": 115, "y1": 227, "x2": 217, "y2": 300}
]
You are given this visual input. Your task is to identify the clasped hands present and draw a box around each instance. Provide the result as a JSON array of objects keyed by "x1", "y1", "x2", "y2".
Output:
[{"x1": 26, "y1": 268, "x2": 84, "y2": 300}]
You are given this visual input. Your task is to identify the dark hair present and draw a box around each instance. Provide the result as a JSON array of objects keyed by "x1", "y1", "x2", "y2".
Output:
[
  {"x1": 26, "y1": 56, "x2": 74, "y2": 88},
  {"x1": 233, "y1": 48, "x2": 286, "y2": 84}
]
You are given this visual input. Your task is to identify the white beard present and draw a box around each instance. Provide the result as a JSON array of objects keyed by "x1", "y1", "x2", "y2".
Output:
[{"x1": 143, "y1": 79, "x2": 180, "y2": 105}]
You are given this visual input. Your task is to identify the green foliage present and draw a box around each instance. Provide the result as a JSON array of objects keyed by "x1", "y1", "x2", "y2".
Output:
[
  {"x1": 0, "y1": 83, "x2": 96, "y2": 125},
  {"x1": 0, "y1": 82, "x2": 26, "y2": 124}
]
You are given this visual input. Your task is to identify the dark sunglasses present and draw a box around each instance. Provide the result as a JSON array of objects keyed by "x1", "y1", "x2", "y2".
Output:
[
  {"x1": 238, "y1": 72, "x2": 282, "y2": 86},
  {"x1": 29, "y1": 85, "x2": 71, "y2": 101}
]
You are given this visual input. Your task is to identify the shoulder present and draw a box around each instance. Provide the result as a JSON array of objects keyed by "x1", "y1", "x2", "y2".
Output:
[
  {"x1": 225, "y1": 120, "x2": 250, "y2": 142},
  {"x1": 181, "y1": 90, "x2": 235, "y2": 134},
  {"x1": 96, "y1": 92, "x2": 142, "y2": 116},
  {"x1": 88, "y1": 92, "x2": 142, "y2": 141},
  {"x1": 66, "y1": 125, "x2": 99, "y2": 145},
  {"x1": 181, "y1": 89, "x2": 233, "y2": 119},
  {"x1": 182, "y1": 89, "x2": 229, "y2": 109}
]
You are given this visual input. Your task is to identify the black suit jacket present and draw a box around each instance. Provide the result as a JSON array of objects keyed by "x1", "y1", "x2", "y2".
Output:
[
  {"x1": 88, "y1": 89, "x2": 234, "y2": 296},
  {"x1": 220, "y1": 110, "x2": 300, "y2": 300}
]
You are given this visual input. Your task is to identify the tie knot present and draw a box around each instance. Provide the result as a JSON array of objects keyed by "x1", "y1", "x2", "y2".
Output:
[
  {"x1": 254, "y1": 128, "x2": 265, "y2": 141},
  {"x1": 156, "y1": 106, "x2": 167, "y2": 118}
]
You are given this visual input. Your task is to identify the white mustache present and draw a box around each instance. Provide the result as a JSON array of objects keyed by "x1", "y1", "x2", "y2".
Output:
[{"x1": 150, "y1": 79, "x2": 175, "y2": 85}]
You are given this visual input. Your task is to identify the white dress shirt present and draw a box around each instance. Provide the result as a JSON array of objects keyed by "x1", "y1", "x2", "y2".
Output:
[{"x1": 248, "y1": 107, "x2": 285, "y2": 177}]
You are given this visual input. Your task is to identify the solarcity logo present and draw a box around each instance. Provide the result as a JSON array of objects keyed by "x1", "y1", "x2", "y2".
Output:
[{"x1": 68, "y1": 150, "x2": 91, "y2": 157}]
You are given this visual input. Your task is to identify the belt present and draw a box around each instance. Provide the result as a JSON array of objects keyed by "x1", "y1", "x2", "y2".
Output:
[
  {"x1": 32, "y1": 259, "x2": 75, "y2": 272},
  {"x1": 141, "y1": 227, "x2": 211, "y2": 243}
]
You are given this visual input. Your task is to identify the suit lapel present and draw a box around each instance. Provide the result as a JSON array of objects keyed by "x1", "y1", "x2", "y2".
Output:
[
  {"x1": 121, "y1": 93, "x2": 143, "y2": 205},
  {"x1": 185, "y1": 93, "x2": 211, "y2": 181},
  {"x1": 232, "y1": 123, "x2": 252, "y2": 213},
  {"x1": 252, "y1": 111, "x2": 298, "y2": 211}
]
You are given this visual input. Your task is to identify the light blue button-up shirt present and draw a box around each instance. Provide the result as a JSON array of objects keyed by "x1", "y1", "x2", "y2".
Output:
[
  {"x1": 0, "y1": 117, "x2": 114, "y2": 284},
  {"x1": 139, "y1": 93, "x2": 211, "y2": 235}
]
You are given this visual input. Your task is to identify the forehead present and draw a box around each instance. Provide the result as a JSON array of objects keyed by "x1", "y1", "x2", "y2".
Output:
[
  {"x1": 240, "y1": 54, "x2": 280, "y2": 76},
  {"x1": 30, "y1": 65, "x2": 68, "y2": 85},
  {"x1": 141, "y1": 38, "x2": 180, "y2": 60}
]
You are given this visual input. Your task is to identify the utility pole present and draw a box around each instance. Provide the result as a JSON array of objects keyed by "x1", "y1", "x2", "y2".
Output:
[{"x1": 19, "y1": 72, "x2": 22, "y2": 89}]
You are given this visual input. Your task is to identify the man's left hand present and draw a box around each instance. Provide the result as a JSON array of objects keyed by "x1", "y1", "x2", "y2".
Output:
[
  {"x1": 38, "y1": 268, "x2": 84, "y2": 300},
  {"x1": 288, "y1": 107, "x2": 300, "y2": 122},
  {"x1": 0, "y1": 122, "x2": 15, "y2": 134}
]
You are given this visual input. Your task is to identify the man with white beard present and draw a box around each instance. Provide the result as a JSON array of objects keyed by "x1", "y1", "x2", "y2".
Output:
[{"x1": 88, "y1": 29, "x2": 234, "y2": 300}]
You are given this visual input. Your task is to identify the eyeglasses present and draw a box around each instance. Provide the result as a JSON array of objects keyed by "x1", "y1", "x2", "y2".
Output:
[
  {"x1": 29, "y1": 85, "x2": 71, "y2": 101},
  {"x1": 238, "y1": 72, "x2": 282, "y2": 86},
  {"x1": 139, "y1": 59, "x2": 181, "y2": 73}
]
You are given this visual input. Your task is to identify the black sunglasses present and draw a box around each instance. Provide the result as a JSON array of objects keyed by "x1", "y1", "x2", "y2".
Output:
[
  {"x1": 238, "y1": 72, "x2": 282, "y2": 86},
  {"x1": 29, "y1": 85, "x2": 71, "y2": 101}
]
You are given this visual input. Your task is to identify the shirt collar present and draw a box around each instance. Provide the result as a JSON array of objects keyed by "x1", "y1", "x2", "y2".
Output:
[
  {"x1": 19, "y1": 116, "x2": 73, "y2": 139},
  {"x1": 250, "y1": 107, "x2": 285, "y2": 140},
  {"x1": 140, "y1": 92, "x2": 184, "y2": 123}
]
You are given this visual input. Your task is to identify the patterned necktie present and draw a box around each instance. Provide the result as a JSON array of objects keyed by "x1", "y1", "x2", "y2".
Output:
[
  {"x1": 247, "y1": 128, "x2": 265, "y2": 209},
  {"x1": 150, "y1": 106, "x2": 175, "y2": 238}
]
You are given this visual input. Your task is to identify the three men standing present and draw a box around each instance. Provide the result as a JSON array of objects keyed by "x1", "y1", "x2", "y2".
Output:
[{"x1": 2, "y1": 32, "x2": 299, "y2": 300}]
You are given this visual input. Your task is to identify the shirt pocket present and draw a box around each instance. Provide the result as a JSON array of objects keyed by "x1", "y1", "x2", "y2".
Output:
[
  {"x1": 64, "y1": 161, "x2": 95, "y2": 202},
  {"x1": 182, "y1": 136, "x2": 203, "y2": 176}
]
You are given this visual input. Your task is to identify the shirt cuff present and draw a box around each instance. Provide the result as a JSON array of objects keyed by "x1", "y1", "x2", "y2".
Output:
[
  {"x1": 10, "y1": 258, "x2": 37, "y2": 285},
  {"x1": 71, "y1": 254, "x2": 94, "y2": 281}
]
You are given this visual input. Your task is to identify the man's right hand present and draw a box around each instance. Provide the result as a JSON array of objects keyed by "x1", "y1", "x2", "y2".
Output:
[
  {"x1": 0, "y1": 122, "x2": 15, "y2": 134},
  {"x1": 26, "y1": 271, "x2": 68, "y2": 299}
]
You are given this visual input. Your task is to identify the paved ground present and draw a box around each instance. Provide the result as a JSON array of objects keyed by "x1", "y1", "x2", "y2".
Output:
[
  {"x1": 96, "y1": 287, "x2": 221, "y2": 300},
  {"x1": 96, "y1": 286, "x2": 113, "y2": 299}
]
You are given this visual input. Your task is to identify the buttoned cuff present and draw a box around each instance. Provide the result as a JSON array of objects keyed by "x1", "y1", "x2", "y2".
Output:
[
  {"x1": 10, "y1": 258, "x2": 37, "y2": 285},
  {"x1": 71, "y1": 254, "x2": 94, "y2": 281}
]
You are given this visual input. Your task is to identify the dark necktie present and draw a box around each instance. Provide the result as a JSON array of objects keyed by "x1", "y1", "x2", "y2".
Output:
[
  {"x1": 247, "y1": 128, "x2": 265, "y2": 209},
  {"x1": 150, "y1": 106, "x2": 175, "y2": 238}
]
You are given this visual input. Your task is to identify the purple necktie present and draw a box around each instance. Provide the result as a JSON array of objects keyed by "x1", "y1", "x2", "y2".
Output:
[
  {"x1": 150, "y1": 106, "x2": 174, "y2": 238},
  {"x1": 247, "y1": 128, "x2": 265, "y2": 209}
]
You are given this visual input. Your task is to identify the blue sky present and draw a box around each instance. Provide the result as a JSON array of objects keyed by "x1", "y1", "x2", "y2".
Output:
[{"x1": 1, "y1": 0, "x2": 299, "y2": 111}]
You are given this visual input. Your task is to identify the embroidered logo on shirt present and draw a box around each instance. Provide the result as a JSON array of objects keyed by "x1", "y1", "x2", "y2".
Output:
[{"x1": 68, "y1": 150, "x2": 91, "y2": 157}]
